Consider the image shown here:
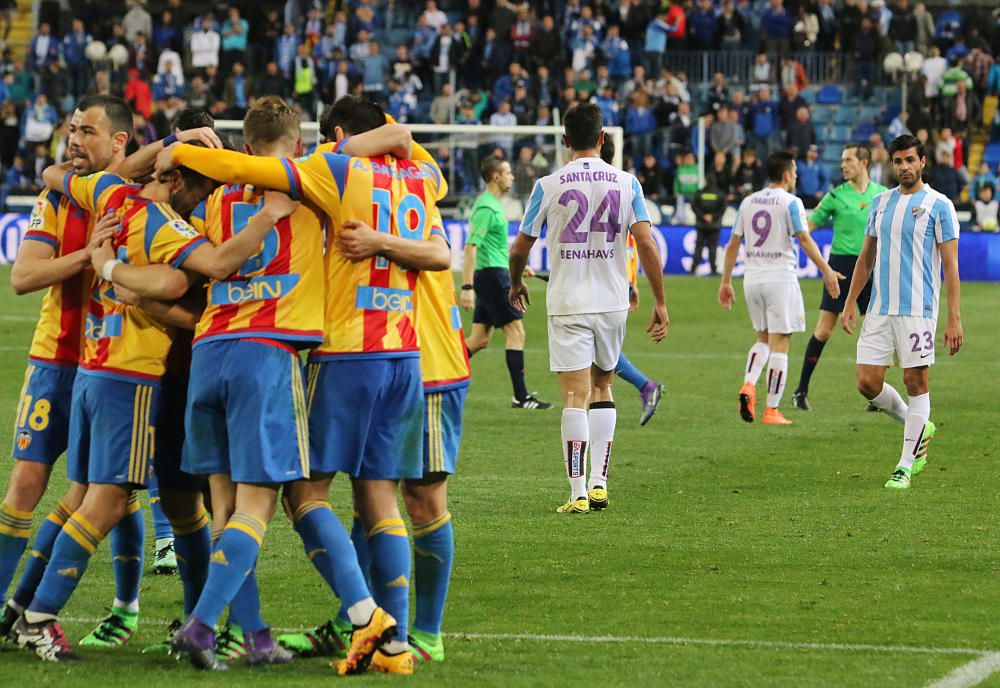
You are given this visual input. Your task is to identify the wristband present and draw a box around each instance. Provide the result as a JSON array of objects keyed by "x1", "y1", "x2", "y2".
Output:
[
  {"x1": 162, "y1": 134, "x2": 178, "y2": 147},
  {"x1": 461, "y1": 284, "x2": 473, "y2": 291},
  {"x1": 102, "y1": 258, "x2": 121, "y2": 282}
]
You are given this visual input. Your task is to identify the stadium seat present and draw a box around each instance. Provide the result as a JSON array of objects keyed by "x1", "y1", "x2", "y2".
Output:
[
  {"x1": 812, "y1": 107, "x2": 834, "y2": 126},
  {"x1": 827, "y1": 125, "x2": 852, "y2": 144},
  {"x1": 816, "y1": 85, "x2": 844, "y2": 105},
  {"x1": 858, "y1": 105, "x2": 881, "y2": 123},
  {"x1": 854, "y1": 122, "x2": 876, "y2": 139},
  {"x1": 833, "y1": 107, "x2": 857, "y2": 125},
  {"x1": 801, "y1": 86, "x2": 817, "y2": 104},
  {"x1": 822, "y1": 147, "x2": 842, "y2": 164},
  {"x1": 984, "y1": 143, "x2": 1000, "y2": 170}
]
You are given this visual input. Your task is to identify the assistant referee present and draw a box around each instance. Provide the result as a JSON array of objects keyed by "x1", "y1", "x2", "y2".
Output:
[
  {"x1": 460, "y1": 154, "x2": 551, "y2": 410},
  {"x1": 792, "y1": 144, "x2": 887, "y2": 411}
]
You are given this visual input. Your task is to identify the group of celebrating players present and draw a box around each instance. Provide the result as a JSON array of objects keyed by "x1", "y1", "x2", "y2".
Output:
[{"x1": 0, "y1": 88, "x2": 963, "y2": 675}]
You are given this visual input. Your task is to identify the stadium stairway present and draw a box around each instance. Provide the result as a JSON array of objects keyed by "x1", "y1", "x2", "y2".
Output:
[{"x1": 6, "y1": 0, "x2": 33, "y2": 58}]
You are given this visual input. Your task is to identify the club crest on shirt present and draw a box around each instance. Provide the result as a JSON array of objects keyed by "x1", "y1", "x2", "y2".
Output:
[
  {"x1": 912, "y1": 206, "x2": 926, "y2": 218},
  {"x1": 16, "y1": 430, "x2": 30, "y2": 450}
]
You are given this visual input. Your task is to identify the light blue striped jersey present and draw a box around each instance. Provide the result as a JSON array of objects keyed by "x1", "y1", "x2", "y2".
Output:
[
  {"x1": 865, "y1": 185, "x2": 959, "y2": 319},
  {"x1": 731, "y1": 187, "x2": 808, "y2": 286},
  {"x1": 519, "y1": 156, "x2": 649, "y2": 316}
]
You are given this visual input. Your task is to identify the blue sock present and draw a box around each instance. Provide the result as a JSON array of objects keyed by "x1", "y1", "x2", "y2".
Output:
[
  {"x1": 228, "y1": 565, "x2": 265, "y2": 633},
  {"x1": 337, "y1": 514, "x2": 370, "y2": 624},
  {"x1": 294, "y1": 502, "x2": 371, "y2": 608},
  {"x1": 11, "y1": 500, "x2": 72, "y2": 609},
  {"x1": 171, "y1": 507, "x2": 211, "y2": 615},
  {"x1": 366, "y1": 518, "x2": 410, "y2": 642},
  {"x1": 147, "y1": 474, "x2": 173, "y2": 541},
  {"x1": 192, "y1": 513, "x2": 265, "y2": 628},
  {"x1": 615, "y1": 352, "x2": 649, "y2": 391},
  {"x1": 412, "y1": 513, "x2": 454, "y2": 636},
  {"x1": 28, "y1": 512, "x2": 103, "y2": 616},
  {"x1": 109, "y1": 494, "x2": 144, "y2": 606},
  {"x1": 0, "y1": 502, "x2": 33, "y2": 603}
]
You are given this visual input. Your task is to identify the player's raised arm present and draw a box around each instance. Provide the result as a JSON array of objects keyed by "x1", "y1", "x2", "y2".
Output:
[
  {"x1": 336, "y1": 123, "x2": 413, "y2": 161},
  {"x1": 113, "y1": 127, "x2": 223, "y2": 181},
  {"x1": 157, "y1": 142, "x2": 295, "y2": 194}
]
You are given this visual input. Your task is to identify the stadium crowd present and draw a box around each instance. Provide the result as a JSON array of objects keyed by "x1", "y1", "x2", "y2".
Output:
[{"x1": 3, "y1": 0, "x2": 1000, "y2": 228}]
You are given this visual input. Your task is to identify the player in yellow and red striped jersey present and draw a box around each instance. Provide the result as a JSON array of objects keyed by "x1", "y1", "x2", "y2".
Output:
[
  {"x1": 0, "y1": 96, "x2": 134, "y2": 647},
  {"x1": 12, "y1": 134, "x2": 293, "y2": 663}
]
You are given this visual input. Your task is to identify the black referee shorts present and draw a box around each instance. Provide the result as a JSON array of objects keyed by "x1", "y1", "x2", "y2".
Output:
[
  {"x1": 820, "y1": 253, "x2": 872, "y2": 314},
  {"x1": 473, "y1": 267, "x2": 523, "y2": 329}
]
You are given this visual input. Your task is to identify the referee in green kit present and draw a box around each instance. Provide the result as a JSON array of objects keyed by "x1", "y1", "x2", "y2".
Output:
[{"x1": 792, "y1": 144, "x2": 887, "y2": 411}]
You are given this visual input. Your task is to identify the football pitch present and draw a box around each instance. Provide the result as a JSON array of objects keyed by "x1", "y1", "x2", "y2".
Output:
[{"x1": 0, "y1": 267, "x2": 997, "y2": 687}]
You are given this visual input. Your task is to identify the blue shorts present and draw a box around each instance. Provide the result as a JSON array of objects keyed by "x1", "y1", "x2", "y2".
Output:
[
  {"x1": 11, "y1": 359, "x2": 76, "y2": 465},
  {"x1": 153, "y1": 369, "x2": 203, "y2": 493},
  {"x1": 422, "y1": 385, "x2": 468, "y2": 475},
  {"x1": 307, "y1": 356, "x2": 424, "y2": 480},
  {"x1": 67, "y1": 372, "x2": 159, "y2": 486},
  {"x1": 182, "y1": 340, "x2": 309, "y2": 485}
]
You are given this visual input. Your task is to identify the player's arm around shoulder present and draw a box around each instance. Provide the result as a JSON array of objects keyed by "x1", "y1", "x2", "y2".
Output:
[
  {"x1": 11, "y1": 190, "x2": 98, "y2": 294},
  {"x1": 336, "y1": 219, "x2": 450, "y2": 271}
]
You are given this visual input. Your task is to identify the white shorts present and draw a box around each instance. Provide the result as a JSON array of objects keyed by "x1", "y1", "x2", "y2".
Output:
[
  {"x1": 547, "y1": 310, "x2": 628, "y2": 372},
  {"x1": 857, "y1": 314, "x2": 937, "y2": 368},
  {"x1": 743, "y1": 281, "x2": 806, "y2": 334}
]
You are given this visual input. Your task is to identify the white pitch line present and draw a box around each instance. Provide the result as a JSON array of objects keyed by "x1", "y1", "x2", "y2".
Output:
[
  {"x1": 925, "y1": 653, "x2": 1000, "y2": 688},
  {"x1": 61, "y1": 617, "x2": 989, "y2": 658}
]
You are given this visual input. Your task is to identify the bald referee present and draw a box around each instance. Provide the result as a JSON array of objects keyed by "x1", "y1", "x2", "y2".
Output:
[{"x1": 792, "y1": 144, "x2": 887, "y2": 411}]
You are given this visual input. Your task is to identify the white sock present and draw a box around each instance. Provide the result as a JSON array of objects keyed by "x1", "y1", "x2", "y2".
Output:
[
  {"x1": 561, "y1": 408, "x2": 589, "y2": 500},
  {"x1": 383, "y1": 639, "x2": 409, "y2": 654},
  {"x1": 765, "y1": 353, "x2": 788, "y2": 408},
  {"x1": 113, "y1": 597, "x2": 139, "y2": 613},
  {"x1": 898, "y1": 393, "x2": 930, "y2": 471},
  {"x1": 346, "y1": 597, "x2": 377, "y2": 626},
  {"x1": 587, "y1": 402, "x2": 616, "y2": 491},
  {"x1": 744, "y1": 343, "x2": 770, "y2": 385},
  {"x1": 871, "y1": 383, "x2": 908, "y2": 424}
]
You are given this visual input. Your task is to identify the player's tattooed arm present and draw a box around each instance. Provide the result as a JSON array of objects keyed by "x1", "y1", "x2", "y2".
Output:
[
  {"x1": 183, "y1": 191, "x2": 299, "y2": 280},
  {"x1": 939, "y1": 239, "x2": 962, "y2": 355},
  {"x1": 841, "y1": 235, "x2": 877, "y2": 335},
  {"x1": 336, "y1": 220, "x2": 450, "y2": 271},
  {"x1": 113, "y1": 127, "x2": 222, "y2": 182}
]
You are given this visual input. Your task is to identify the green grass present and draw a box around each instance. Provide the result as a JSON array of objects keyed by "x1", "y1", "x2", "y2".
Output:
[{"x1": 0, "y1": 267, "x2": 998, "y2": 686}]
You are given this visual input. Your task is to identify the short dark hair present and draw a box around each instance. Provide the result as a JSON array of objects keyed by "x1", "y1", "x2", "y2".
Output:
[
  {"x1": 176, "y1": 139, "x2": 214, "y2": 188},
  {"x1": 77, "y1": 95, "x2": 134, "y2": 143},
  {"x1": 599, "y1": 139, "x2": 615, "y2": 166},
  {"x1": 243, "y1": 96, "x2": 300, "y2": 149},
  {"x1": 888, "y1": 134, "x2": 925, "y2": 161},
  {"x1": 480, "y1": 154, "x2": 506, "y2": 184},
  {"x1": 171, "y1": 108, "x2": 213, "y2": 133},
  {"x1": 766, "y1": 151, "x2": 796, "y2": 182},
  {"x1": 319, "y1": 95, "x2": 385, "y2": 139},
  {"x1": 845, "y1": 143, "x2": 872, "y2": 168},
  {"x1": 563, "y1": 103, "x2": 603, "y2": 151}
]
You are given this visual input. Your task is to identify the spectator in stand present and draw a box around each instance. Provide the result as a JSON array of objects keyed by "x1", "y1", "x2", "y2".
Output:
[
  {"x1": 914, "y1": 2, "x2": 935, "y2": 55},
  {"x1": 304, "y1": 8, "x2": 323, "y2": 47},
  {"x1": 665, "y1": 0, "x2": 686, "y2": 43},
  {"x1": 963, "y1": 47, "x2": 995, "y2": 99},
  {"x1": 331, "y1": 59, "x2": 350, "y2": 102},
  {"x1": 0, "y1": 100, "x2": 18, "y2": 167},
  {"x1": 974, "y1": 184, "x2": 998, "y2": 231},
  {"x1": 710, "y1": 104, "x2": 737, "y2": 155},
  {"x1": 191, "y1": 15, "x2": 221, "y2": 73},
  {"x1": 153, "y1": 10, "x2": 180, "y2": 55},
  {"x1": 130, "y1": 31, "x2": 151, "y2": 75},
  {"x1": 637, "y1": 152, "x2": 664, "y2": 202},
  {"x1": 490, "y1": 99, "x2": 517, "y2": 158},
  {"x1": 706, "y1": 72, "x2": 730, "y2": 113},
  {"x1": 734, "y1": 146, "x2": 765, "y2": 199},
  {"x1": 691, "y1": 179, "x2": 727, "y2": 274},
  {"x1": 780, "y1": 56, "x2": 808, "y2": 93},
  {"x1": 921, "y1": 45, "x2": 947, "y2": 112},
  {"x1": 792, "y1": 4, "x2": 819, "y2": 50},
  {"x1": 971, "y1": 161, "x2": 997, "y2": 199},
  {"x1": 157, "y1": 41, "x2": 183, "y2": 80},
  {"x1": 778, "y1": 84, "x2": 808, "y2": 129},
  {"x1": 927, "y1": 151, "x2": 963, "y2": 199},
  {"x1": 512, "y1": 145, "x2": 540, "y2": 202},
  {"x1": 761, "y1": 0, "x2": 792, "y2": 54},
  {"x1": 480, "y1": 28, "x2": 513, "y2": 82},
  {"x1": 430, "y1": 81, "x2": 458, "y2": 123},
  {"x1": 492, "y1": 0, "x2": 517, "y2": 41},
  {"x1": 361, "y1": 40, "x2": 388, "y2": 96},
  {"x1": 423, "y1": 1, "x2": 449, "y2": 32},
  {"x1": 255, "y1": 61, "x2": 286, "y2": 99},
  {"x1": 6, "y1": 153, "x2": 31, "y2": 192},
  {"x1": 533, "y1": 15, "x2": 562, "y2": 72},
  {"x1": 708, "y1": 149, "x2": 737, "y2": 202},
  {"x1": 431, "y1": 23, "x2": 459, "y2": 94},
  {"x1": 570, "y1": 23, "x2": 598, "y2": 74},
  {"x1": 625, "y1": 90, "x2": 656, "y2": 155},
  {"x1": 85, "y1": 69, "x2": 116, "y2": 98},
  {"x1": 511, "y1": 82, "x2": 537, "y2": 125},
  {"x1": 122, "y1": 0, "x2": 153, "y2": 42},
  {"x1": 124, "y1": 68, "x2": 152, "y2": 119},
  {"x1": 221, "y1": 7, "x2": 250, "y2": 74},
  {"x1": 152, "y1": 57, "x2": 183, "y2": 100},
  {"x1": 891, "y1": 0, "x2": 917, "y2": 54},
  {"x1": 716, "y1": 0, "x2": 745, "y2": 50},
  {"x1": 853, "y1": 17, "x2": 879, "y2": 101},
  {"x1": 223, "y1": 61, "x2": 251, "y2": 118},
  {"x1": 254, "y1": 9, "x2": 283, "y2": 73},
  {"x1": 511, "y1": 6, "x2": 534, "y2": 67},
  {"x1": 39, "y1": 60, "x2": 69, "y2": 115},
  {"x1": 276, "y1": 23, "x2": 300, "y2": 78},
  {"x1": 944, "y1": 79, "x2": 980, "y2": 142},
  {"x1": 602, "y1": 25, "x2": 632, "y2": 82},
  {"x1": 786, "y1": 106, "x2": 816, "y2": 157},
  {"x1": 730, "y1": 89, "x2": 751, "y2": 127},
  {"x1": 62, "y1": 18, "x2": 91, "y2": 101},
  {"x1": 749, "y1": 52, "x2": 772, "y2": 93},
  {"x1": 643, "y1": 11, "x2": 672, "y2": 78},
  {"x1": 594, "y1": 83, "x2": 621, "y2": 127},
  {"x1": 672, "y1": 150, "x2": 699, "y2": 223},
  {"x1": 796, "y1": 144, "x2": 829, "y2": 208},
  {"x1": 687, "y1": 0, "x2": 718, "y2": 50},
  {"x1": 22, "y1": 94, "x2": 57, "y2": 147},
  {"x1": 28, "y1": 22, "x2": 60, "y2": 75},
  {"x1": 749, "y1": 87, "x2": 779, "y2": 157},
  {"x1": 533, "y1": 65, "x2": 558, "y2": 110},
  {"x1": 668, "y1": 100, "x2": 694, "y2": 158}
]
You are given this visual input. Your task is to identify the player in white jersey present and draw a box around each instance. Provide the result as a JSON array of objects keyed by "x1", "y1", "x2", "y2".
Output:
[
  {"x1": 841, "y1": 134, "x2": 963, "y2": 489},
  {"x1": 508, "y1": 104, "x2": 669, "y2": 514},
  {"x1": 719, "y1": 152, "x2": 842, "y2": 425}
]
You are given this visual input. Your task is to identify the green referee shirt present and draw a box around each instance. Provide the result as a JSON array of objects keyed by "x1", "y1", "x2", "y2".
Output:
[
  {"x1": 467, "y1": 192, "x2": 509, "y2": 270},
  {"x1": 809, "y1": 180, "x2": 888, "y2": 256}
]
